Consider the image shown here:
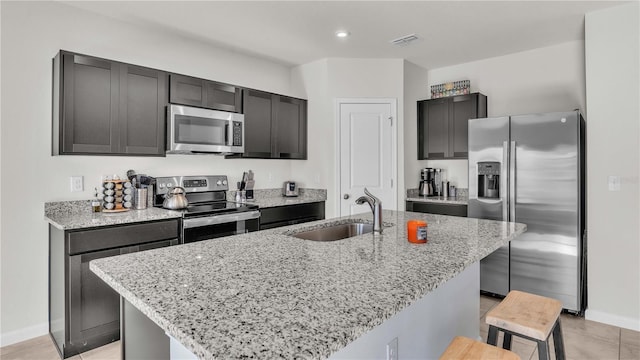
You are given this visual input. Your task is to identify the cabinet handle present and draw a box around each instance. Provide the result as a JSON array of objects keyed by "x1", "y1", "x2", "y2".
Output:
[{"x1": 343, "y1": 194, "x2": 350, "y2": 200}]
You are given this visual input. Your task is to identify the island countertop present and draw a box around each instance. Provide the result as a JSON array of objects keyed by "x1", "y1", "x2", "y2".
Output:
[{"x1": 90, "y1": 210, "x2": 526, "y2": 359}]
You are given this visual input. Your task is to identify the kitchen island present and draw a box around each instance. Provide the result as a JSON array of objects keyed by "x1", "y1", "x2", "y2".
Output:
[{"x1": 90, "y1": 210, "x2": 526, "y2": 359}]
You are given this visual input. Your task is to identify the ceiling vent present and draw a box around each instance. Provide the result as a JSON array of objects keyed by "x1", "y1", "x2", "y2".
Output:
[{"x1": 390, "y1": 34, "x2": 419, "y2": 46}]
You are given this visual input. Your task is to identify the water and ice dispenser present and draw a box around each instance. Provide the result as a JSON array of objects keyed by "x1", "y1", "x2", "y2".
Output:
[{"x1": 477, "y1": 162, "x2": 500, "y2": 199}]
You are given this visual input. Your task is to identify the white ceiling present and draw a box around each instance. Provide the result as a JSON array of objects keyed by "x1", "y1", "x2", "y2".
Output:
[{"x1": 62, "y1": 1, "x2": 626, "y2": 69}]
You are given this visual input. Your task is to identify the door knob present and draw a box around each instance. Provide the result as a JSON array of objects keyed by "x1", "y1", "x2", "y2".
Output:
[{"x1": 343, "y1": 194, "x2": 350, "y2": 200}]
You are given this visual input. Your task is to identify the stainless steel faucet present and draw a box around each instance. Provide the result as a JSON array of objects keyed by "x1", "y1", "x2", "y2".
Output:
[{"x1": 355, "y1": 188, "x2": 383, "y2": 233}]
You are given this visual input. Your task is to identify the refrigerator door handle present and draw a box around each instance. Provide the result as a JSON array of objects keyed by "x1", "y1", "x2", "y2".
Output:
[
  {"x1": 502, "y1": 141, "x2": 509, "y2": 221},
  {"x1": 510, "y1": 141, "x2": 516, "y2": 221}
]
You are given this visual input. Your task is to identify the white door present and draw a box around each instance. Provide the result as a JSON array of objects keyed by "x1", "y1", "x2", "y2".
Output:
[{"x1": 338, "y1": 99, "x2": 396, "y2": 216}]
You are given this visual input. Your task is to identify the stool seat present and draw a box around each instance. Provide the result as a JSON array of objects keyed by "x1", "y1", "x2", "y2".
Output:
[
  {"x1": 486, "y1": 290, "x2": 562, "y2": 341},
  {"x1": 440, "y1": 336, "x2": 520, "y2": 360}
]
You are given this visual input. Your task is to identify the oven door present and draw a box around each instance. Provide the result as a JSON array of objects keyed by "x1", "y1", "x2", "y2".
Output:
[
  {"x1": 182, "y1": 210, "x2": 260, "y2": 244},
  {"x1": 167, "y1": 104, "x2": 244, "y2": 154}
]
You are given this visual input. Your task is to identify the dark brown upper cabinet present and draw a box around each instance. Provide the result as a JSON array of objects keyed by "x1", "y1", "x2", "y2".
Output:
[
  {"x1": 417, "y1": 93, "x2": 487, "y2": 159},
  {"x1": 233, "y1": 89, "x2": 307, "y2": 160},
  {"x1": 52, "y1": 51, "x2": 167, "y2": 156},
  {"x1": 169, "y1": 74, "x2": 242, "y2": 113}
]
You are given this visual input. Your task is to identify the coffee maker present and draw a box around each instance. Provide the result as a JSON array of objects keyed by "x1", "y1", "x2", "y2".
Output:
[{"x1": 419, "y1": 168, "x2": 436, "y2": 196}]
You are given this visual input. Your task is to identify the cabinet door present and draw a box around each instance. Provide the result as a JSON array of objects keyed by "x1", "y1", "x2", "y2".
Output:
[
  {"x1": 67, "y1": 238, "x2": 179, "y2": 351},
  {"x1": 169, "y1": 74, "x2": 204, "y2": 107},
  {"x1": 204, "y1": 81, "x2": 242, "y2": 113},
  {"x1": 274, "y1": 96, "x2": 307, "y2": 159},
  {"x1": 242, "y1": 89, "x2": 274, "y2": 157},
  {"x1": 418, "y1": 98, "x2": 449, "y2": 159},
  {"x1": 449, "y1": 94, "x2": 476, "y2": 158},
  {"x1": 62, "y1": 53, "x2": 119, "y2": 154},
  {"x1": 68, "y1": 247, "x2": 121, "y2": 347},
  {"x1": 119, "y1": 64, "x2": 167, "y2": 155}
]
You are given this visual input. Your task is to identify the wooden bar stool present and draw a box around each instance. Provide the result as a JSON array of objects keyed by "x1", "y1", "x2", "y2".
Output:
[
  {"x1": 440, "y1": 336, "x2": 520, "y2": 360},
  {"x1": 486, "y1": 290, "x2": 565, "y2": 360}
]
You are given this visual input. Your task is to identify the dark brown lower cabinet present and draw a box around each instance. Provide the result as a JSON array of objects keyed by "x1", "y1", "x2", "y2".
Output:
[
  {"x1": 259, "y1": 202, "x2": 325, "y2": 230},
  {"x1": 49, "y1": 220, "x2": 179, "y2": 358},
  {"x1": 405, "y1": 201, "x2": 468, "y2": 217}
]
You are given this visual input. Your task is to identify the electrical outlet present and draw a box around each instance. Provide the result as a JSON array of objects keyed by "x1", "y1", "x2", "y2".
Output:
[
  {"x1": 70, "y1": 176, "x2": 84, "y2": 192},
  {"x1": 608, "y1": 175, "x2": 621, "y2": 191},
  {"x1": 386, "y1": 337, "x2": 398, "y2": 360}
]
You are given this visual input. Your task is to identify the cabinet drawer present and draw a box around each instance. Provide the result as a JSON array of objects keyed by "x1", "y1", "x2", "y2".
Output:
[
  {"x1": 406, "y1": 201, "x2": 467, "y2": 217},
  {"x1": 260, "y1": 202, "x2": 325, "y2": 227},
  {"x1": 67, "y1": 219, "x2": 180, "y2": 255}
]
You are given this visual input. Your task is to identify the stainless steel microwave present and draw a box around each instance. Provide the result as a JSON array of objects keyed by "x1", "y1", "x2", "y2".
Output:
[{"x1": 167, "y1": 104, "x2": 244, "y2": 154}]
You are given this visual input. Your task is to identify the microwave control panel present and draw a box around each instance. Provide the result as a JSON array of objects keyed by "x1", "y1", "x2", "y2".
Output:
[{"x1": 232, "y1": 121, "x2": 243, "y2": 146}]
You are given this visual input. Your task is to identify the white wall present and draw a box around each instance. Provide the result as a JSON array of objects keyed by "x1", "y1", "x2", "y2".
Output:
[
  {"x1": 402, "y1": 61, "x2": 430, "y2": 192},
  {"x1": 292, "y1": 58, "x2": 406, "y2": 217},
  {"x1": 421, "y1": 41, "x2": 586, "y2": 188},
  {"x1": 0, "y1": 1, "x2": 298, "y2": 344},
  {"x1": 585, "y1": 2, "x2": 640, "y2": 331}
]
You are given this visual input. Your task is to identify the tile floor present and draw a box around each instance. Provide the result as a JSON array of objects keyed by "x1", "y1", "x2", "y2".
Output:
[{"x1": 2, "y1": 296, "x2": 638, "y2": 359}]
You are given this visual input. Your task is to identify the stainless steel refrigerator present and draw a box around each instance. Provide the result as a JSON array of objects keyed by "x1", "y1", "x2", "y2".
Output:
[{"x1": 468, "y1": 111, "x2": 585, "y2": 313}]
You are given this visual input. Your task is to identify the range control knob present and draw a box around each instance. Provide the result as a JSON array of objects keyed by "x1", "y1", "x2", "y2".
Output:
[
  {"x1": 159, "y1": 183, "x2": 165, "y2": 188},
  {"x1": 222, "y1": 180, "x2": 228, "y2": 185},
  {"x1": 216, "y1": 180, "x2": 222, "y2": 186}
]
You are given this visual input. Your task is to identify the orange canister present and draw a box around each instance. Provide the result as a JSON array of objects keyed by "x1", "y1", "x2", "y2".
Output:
[{"x1": 407, "y1": 220, "x2": 428, "y2": 244}]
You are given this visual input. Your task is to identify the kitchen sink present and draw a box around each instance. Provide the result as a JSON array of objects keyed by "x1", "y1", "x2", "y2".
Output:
[{"x1": 290, "y1": 222, "x2": 374, "y2": 241}]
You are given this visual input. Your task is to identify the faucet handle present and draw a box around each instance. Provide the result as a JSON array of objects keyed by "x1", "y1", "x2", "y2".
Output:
[{"x1": 363, "y1": 187, "x2": 381, "y2": 204}]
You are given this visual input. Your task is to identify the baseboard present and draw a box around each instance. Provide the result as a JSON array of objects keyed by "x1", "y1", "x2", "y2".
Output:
[
  {"x1": 585, "y1": 309, "x2": 640, "y2": 331},
  {"x1": 0, "y1": 322, "x2": 48, "y2": 347}
]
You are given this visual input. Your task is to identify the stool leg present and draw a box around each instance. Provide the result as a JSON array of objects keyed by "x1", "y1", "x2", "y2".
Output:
[
  {"x1": 537, "y1": 340, "x2": 550, "y2": 360},
  {"x1": 502, "y1": 332, "x2": 513, "y2": 350},
  {"x1": 487, "y1": 325, "x2": 499, "y2": 346},
  {"x1": 552, "y1": 319, "x2": 566, "y2": 360}
]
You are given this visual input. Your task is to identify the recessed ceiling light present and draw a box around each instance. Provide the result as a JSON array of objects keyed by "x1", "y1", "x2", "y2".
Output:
[{"x1": 335, "y1": 30, "x2": 350, "y2": 38}]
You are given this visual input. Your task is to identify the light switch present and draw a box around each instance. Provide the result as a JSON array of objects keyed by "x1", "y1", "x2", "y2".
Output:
[{"x1": 608, "y1": 176, "x2": 621, "y2": 191}]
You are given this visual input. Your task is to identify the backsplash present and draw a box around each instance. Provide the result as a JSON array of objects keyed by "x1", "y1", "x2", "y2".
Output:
[{"x1": 226, "y1": 188, "x2": 327, "y2": 200}]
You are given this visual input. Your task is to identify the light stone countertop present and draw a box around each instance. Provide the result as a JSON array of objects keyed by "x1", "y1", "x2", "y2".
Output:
[
  {"x1": 240, "y1": 188, "x2": 327, "y2": 208},
  {"x1": 406, "y1": 188, "x2": 469, "y2": 205},
  {"x1": 44, "y1": 201, "x2": 183, "y2": 230},
  {"x1": 44, "y1": 189, "x2": 326, "y2": 230},
  {"x1": 90, "y1": 210, "x2": 526, "y2": 360}
]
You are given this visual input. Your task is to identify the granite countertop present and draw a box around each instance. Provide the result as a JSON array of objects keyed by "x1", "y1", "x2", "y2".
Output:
[
  {"x1": 90, "y1": 210, "x2": 526, "y2": 359},
  {"x1": 44, "y1": 200, "x2": 183, "y2": 230},
  {"x1": 242, "y1": 188, "x2": 327, "y2": 208},
  {"x1": 45, "y1": 189, "x2": 327, "y2": 230},
  {"x1": 406, "y1": 188, "x2": 469, "y2": 205}
]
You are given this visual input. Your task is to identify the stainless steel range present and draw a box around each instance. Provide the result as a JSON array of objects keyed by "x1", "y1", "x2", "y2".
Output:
[{"x1": 154, "y1": 175, "x2": 260, "y2": 244}]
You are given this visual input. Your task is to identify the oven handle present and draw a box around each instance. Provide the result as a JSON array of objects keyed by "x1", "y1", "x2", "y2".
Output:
[{"x1": 183, "y1": 210, "x2": 261, "y2": 229}]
